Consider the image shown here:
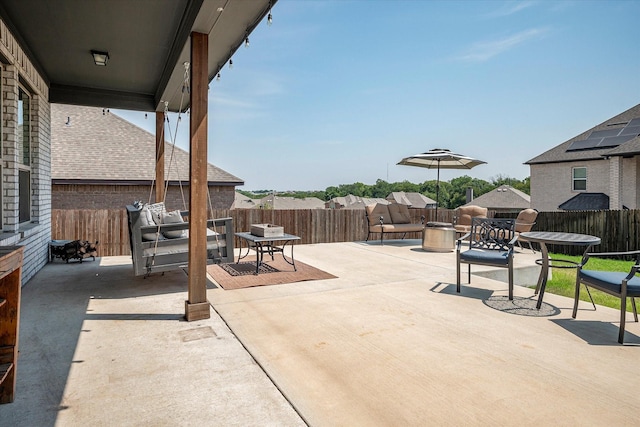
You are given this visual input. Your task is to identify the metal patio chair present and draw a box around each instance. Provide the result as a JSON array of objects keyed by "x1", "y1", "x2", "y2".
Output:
[
  {"x1": 456, "y1": 218, "x2": 517, "y2": 300},
  {"x1": 573, "y1": 250, "x2": 640, "y2": 344}
]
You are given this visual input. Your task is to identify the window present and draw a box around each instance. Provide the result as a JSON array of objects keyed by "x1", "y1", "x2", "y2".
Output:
[
  {"x1": 572, "y1": 167, "x2": 586, "y2": 191},
  {"x1": 18, "y1": 87, "x2": 31, "y2": 222}
]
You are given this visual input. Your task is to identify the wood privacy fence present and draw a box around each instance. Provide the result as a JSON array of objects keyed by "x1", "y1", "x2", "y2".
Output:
[
  {"x1": 51, "y1": 208, "x2": 456, "y2": 257},
  {"x1": 532, "y1": 210, "x2": 640, "y2": 256},
  {"x1": 51, "y1": 208, "x2": 640, "y2": 258}
]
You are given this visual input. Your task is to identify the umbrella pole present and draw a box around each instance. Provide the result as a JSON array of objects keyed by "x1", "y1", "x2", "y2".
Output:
[{"x1": 435, "y1": 161, "x2": 440, "y2": 221}]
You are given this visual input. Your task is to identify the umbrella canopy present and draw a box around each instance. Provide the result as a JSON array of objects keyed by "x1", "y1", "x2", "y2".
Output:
[{"x1": 397, "y1": 148, "x2": 487, "y2": 219}]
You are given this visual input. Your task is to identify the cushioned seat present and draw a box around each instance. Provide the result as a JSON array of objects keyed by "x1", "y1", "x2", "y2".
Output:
[
  {"x1": 365, "y1": 203, "x2": 424, "y2": 244},
  {"x1": 578, "y1": 270, "x2": 640, "y2": 296},
  {"x1": 573, "y1": 250, "x2": 640, "y2": 343},
  {"x1": 456, "y1": 218, "x2": 517, "y2": 299},
  {"x1": 514, "y1": 208, "x2": 538, "y2": 252},
  {"x1": 459, "y1": 249, "x2": 510, "y2": 265},
  {"x1": 453, "y1": 205, "x2": 488, "y2": 234},
  {"x1": 126, "y1": 204, "x2": 234, "y2": 277}
]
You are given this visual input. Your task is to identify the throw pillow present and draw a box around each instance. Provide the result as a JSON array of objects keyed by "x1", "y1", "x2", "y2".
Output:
[
  {"x1": 161, "y1": 210, "x2": 186, "y2": 239},
  {"x1": 366, "y1": 203, "x2": 391, "y2": 226},
  {"x1": 139, "y1": 206, "x2": 162, "y2": 241},
  {"x1": 146, "y1": 202, "x2": 166, "y2": 225},
  {"x1": 388, "y1": 203, "x2": 411, "y2": 224}
]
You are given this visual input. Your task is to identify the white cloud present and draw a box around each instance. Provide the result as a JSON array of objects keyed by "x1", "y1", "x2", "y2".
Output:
[
  {"x1": 485, "y1": 1, "x2": 537, "y2": 18},
  {"x1": 455, "y1": 28, "x2": 549, "y2": 62},
  {"x1": 210, "y1": 95, "x2": 256, "y2": 109}
]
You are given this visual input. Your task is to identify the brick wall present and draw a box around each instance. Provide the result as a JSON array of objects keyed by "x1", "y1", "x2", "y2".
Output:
[
  {"x1": 530, "y1": 160, "x2": 611, "y2": 211},
  {"x1": 52, "y1": 184, "x2": 236, "y2": 210},
  {"x1": 0, "y1": 17, "x2": 51, "y2": 285}
]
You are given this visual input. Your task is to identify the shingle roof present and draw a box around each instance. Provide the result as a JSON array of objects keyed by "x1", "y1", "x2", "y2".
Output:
[
  {"x1": 232, "y1": 192, "x2": 259, "y2": 209},
  {"x1": 258, "y1": 195, "x2": 326, "y2": 210},
  {"x1": 526, "y1": 103, "x2": 640, "y2": 165},
  {"x1": 386, "y1": 192, "x2": 437, "y2": 208},
  {"x1": 327, "y1": 196, "x2": 389, "y2": 209},
  {"x1": 463, "y1": 185, "x2": 530, "y2": 210},
  {"x1": 51, "y1": 104, "x2": 243, "y2": 184},
  {"x1": 558, "y1": 193, "x2": 609, "y2": 211}
]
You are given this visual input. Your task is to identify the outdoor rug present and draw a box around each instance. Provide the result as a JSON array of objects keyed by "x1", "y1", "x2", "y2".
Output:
[
  {"x1": 207, "y1": 255, "x2": 337, "y2": 290},
  {"x1": 220, "y1": 261, "x2": 281, "y2": 276}
]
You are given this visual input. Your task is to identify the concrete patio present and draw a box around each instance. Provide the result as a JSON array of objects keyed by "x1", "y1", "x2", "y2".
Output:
[{"x1": 1, "y1": 240, "x2": 638, "y2": 426}]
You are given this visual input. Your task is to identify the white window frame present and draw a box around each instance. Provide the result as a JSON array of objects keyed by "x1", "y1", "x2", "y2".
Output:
[
  {"x1": 18, "y1": 85, "x2": 31, "y2": 224},
  {"x1": 572, "y1": 167, "x2": 587, "y2": 192}
]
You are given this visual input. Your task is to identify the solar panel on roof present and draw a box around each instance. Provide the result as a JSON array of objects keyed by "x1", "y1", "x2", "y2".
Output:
[
  {"x1": 619, "y1": 125, "x2": 640, "y2": 136},
  {"x1": 597, "y1": 134, "x2": 636, "y2": 148},
  {"x1": 589, "y1": 128, "x2": 622, "y2": 138},
  {"x1": 567, "y1": 138, "x2": 602, "y2": 151},
  {"x1": 565, "y1": 116, "x2": 640, "y2": 153}
]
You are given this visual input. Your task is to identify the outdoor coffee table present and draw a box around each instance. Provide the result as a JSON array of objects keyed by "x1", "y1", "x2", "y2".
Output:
[
  {"x1": 235, "y1": 232, "x2": 301, "y2": 275},
  {"x1": 520, "y1": 231, "x2": 601, "y2": 309}
]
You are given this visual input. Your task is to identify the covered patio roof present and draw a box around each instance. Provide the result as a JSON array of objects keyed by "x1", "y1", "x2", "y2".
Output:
[{"x1": 0, "y1": 0, "x2": 275, "y2": 112}]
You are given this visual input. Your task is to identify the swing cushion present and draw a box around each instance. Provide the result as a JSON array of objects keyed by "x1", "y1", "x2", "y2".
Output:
[
  {"x1": 140, "y1": 206, "x2": 164, "y2": 241},
  {"x1": 161, "y1": 210, "x2": 186, "y2": 239}
]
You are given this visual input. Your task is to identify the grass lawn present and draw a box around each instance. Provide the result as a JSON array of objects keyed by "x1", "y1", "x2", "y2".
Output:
[{"x1": 543, "y1": 253, "x2": 637, "y2": 312}]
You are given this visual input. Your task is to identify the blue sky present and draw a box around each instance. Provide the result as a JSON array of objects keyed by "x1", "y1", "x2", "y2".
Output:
[{"x1": 115, "y1": 0, "x2": 640, "y2": 191}]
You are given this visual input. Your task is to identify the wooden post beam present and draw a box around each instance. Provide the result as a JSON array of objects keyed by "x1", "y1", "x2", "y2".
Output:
[
  {"x1": 185, "y1": 32, "x2": 210, "y2": 321},
  {"x1": 155, "y1": 111, "x2": 165, "y2": 204}
]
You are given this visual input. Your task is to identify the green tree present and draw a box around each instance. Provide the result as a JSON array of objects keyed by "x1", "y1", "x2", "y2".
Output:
[
  {"x1": 490, "y1": 174, "x2": 530, "y2": 195},
  {"x1": 448, "y1": 176, "x2": 494, "y2": 208},
  {"x1": 371, "y1": 179, "x2": 392, "y2": 198},
  {"x1": 325, "y1": 186, "x2": 340, "y2": 200}
]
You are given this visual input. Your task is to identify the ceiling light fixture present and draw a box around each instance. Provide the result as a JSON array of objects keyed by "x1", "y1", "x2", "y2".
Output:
[
  {"x1": 229, "y1": 59, "x2": 233, "y2": 69},
  {"x1": 91, "y1": 50, "x2": 109, "y2": 66},
  {"x1": 244, "y1": 36, "x2": 250, "y2": 48},
  {"x1": 216, "y1": 73, "x2": 221, "y2": 81}
]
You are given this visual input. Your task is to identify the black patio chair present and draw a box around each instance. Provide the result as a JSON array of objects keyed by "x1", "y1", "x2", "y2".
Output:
[
  {"x1": 573, "y1": 250, "x2": 640, "y2": 344},
  {"x1": 456, "y1": 218, "x2": 517, "y2": 300}
]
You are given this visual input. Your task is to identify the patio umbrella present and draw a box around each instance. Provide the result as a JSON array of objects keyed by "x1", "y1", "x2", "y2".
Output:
[{"x1": 397, "y1": 148, "x2": 486, "y2": 220}]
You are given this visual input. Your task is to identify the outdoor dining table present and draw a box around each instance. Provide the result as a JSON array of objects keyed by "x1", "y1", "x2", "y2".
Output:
[{"x1": 520, "y1": 231, "x2": 601, "y2": 309}]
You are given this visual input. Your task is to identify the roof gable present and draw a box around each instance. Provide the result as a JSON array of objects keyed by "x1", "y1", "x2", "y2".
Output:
[
  {"x1": 386, "y1": 192, "x2": 436, "y2": 208},
  {"x1": 527, "y1": 103, "x2": 640, "y2": 165},
  {"x1": 463, "y1": 185, "x2": 530, "y2": 210},
  {"x1": 51, "y1": 104, "x2": 243, "y2": 184},
  {"x1": 327, "y1": 196, "x2": 389, "y2": 209}
]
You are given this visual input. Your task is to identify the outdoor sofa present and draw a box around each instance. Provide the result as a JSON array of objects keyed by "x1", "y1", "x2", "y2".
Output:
[{"x1": 365, "y1": 203, "x2": 425, "y2": 244}]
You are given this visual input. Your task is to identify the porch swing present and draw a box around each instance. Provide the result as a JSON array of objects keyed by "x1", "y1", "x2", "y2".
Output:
[{"x1": 126, "y1": 63, "x2": 234, "y2": 277}]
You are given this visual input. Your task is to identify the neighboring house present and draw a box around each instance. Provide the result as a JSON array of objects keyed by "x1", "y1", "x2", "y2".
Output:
[
  {"x1": 234, "y1": 191, "x2": 331, "y2": 210},
  {"x1": 256, "y1": 194, "x2": 325, "y2": 210},
  {"x1": 232, "y1": 192, "x2": 259, "y2": 209},
  {"x1": 51, "y1": 104, "x2": 243, "y2": 211},
  {"x1": 326, "y1": 195, "x2": 389, "y2": 209},
  {"x1": 386, "y1": 192, "x2": 437, "y2": 209},
  {"x1": 462, "y1": 185, "x2": 530, "y2": 214},
  {"x1": 526, "y1": 103, "x2": 640, "y2": 211}
]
